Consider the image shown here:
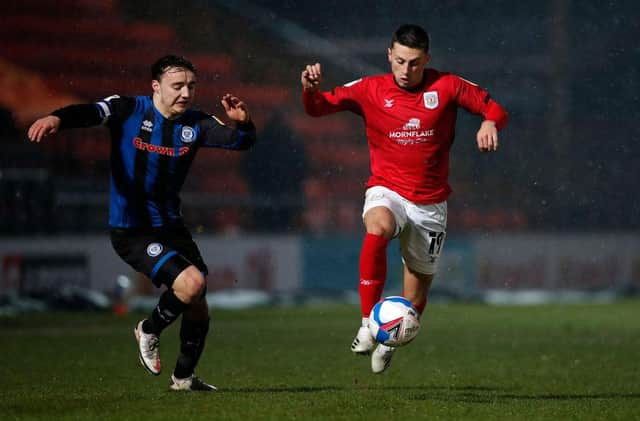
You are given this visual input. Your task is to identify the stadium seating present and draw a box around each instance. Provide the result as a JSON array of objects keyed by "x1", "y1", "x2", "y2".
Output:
[{"x1": 6, "y1": 1, "x2": 517, "y2": 234}]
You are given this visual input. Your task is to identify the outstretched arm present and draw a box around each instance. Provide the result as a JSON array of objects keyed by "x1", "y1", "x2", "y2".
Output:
[
  {"x1": 452, "y1": 75, "x2": 507, "y2": 153},
  {"x1": 300, "y1": 62, "x2": 327, "y2": 117},
  {"x1": 201, "y1": 95, "x2": 256, "y2": 150},
  {"x1": 476, "y1": 98, "x2": 507, "y2": 152},
  {"x1": 26, "y1": 101, "x2": 116, "y2": 143},
  {"x1": 301, "y1": 62, "x2": 361, "y2": 117}
]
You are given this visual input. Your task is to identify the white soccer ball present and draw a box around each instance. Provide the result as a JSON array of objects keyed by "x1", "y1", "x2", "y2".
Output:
[{"x1": 369, "y1": 296, "x2": 421, "y2": 347}]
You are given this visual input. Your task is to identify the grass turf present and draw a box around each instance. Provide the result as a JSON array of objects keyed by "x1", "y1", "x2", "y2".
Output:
[{"x1": 1, "y1": 301, "x2": 639, "y2": 420}]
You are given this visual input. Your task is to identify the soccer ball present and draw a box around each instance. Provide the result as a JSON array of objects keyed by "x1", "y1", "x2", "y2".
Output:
[{"x1": 369, "y1": 296, "x2": 421, "y2": 347}]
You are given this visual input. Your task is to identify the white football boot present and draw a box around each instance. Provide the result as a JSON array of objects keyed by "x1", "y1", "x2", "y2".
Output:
[
  {"x1": 371, "y1": 344, "x2": 396, "y2": 374},
  {"x1": 351, "y1": 324, "x2": 376, "y2": 355},
  {"x1": 170, "y1": 374, "x2": 217, "y2": 392},
  {"x1": 134, "y1": 320, "x2": 161, "y2": 375}
]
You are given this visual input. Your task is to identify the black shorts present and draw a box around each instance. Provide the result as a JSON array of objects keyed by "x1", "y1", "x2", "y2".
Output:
[{"x1": 110, "y1": 224, "x2": 208, "y2": 288}]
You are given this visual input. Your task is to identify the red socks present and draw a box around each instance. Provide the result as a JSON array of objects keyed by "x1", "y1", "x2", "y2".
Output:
[
  {"x1": 359, "y1": 232, "x2": 429, "y2": 318},
  {"x1": 359, "y1": 233, "x2": 389, "y2": 317}
]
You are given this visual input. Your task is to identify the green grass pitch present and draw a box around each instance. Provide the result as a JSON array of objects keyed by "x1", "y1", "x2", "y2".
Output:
[{"x1": 1, "y1": 301, "x2": 639, "y2": 420}]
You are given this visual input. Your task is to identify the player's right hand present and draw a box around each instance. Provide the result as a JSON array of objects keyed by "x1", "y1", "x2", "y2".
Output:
[
  {"x1": 27, "y1": 115, "x2": 61, "y2": 143},
  {"x1": 301, "y1": 63, "x2": 322, "y2": 92}
]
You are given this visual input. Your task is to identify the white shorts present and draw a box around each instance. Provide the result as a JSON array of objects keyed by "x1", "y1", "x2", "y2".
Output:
[{"x1": 362, "y1": 186, "x2": 447, "y2": 275}]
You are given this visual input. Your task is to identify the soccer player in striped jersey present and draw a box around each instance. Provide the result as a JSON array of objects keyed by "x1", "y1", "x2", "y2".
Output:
[
  {"x1": 301, "y1": 24, "x2": 508, "y2": 373},
  {"x1": 28, "y1": 55, "x2": 256, "y2": 391}
]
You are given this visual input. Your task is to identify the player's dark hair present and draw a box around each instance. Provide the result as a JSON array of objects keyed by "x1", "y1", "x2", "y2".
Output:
[
  {"x1": 151, "y1": 55, "x2": 197, "y2": 81},
  {"x1": 391, "y1": 24, "x2": 430, "y2": 53}
]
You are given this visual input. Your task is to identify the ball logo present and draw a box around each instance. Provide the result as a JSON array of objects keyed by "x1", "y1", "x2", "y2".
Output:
[
  {"x1": 181, "y1": 126, "x2": 195, "y2": 143},
  {"x1": 381, "y1": 317, "x2": 404, "y2": 340},
  {"x1": 147, "y1": 243, "x2": 163, "y2": 257}
]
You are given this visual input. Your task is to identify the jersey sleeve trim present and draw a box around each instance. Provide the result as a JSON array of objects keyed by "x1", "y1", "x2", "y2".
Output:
[{"x1": 95, "y1": 101, "x2": 111, "y2": 124}]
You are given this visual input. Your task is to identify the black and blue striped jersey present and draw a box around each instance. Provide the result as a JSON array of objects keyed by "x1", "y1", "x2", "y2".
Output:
[{"x1": 52, "y1": 95, "x2": 256, "y2": 228}]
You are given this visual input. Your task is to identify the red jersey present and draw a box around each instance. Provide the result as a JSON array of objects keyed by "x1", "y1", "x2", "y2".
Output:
[{"x1": 302, "y1": 68, "x2": 508, "y2": 204}]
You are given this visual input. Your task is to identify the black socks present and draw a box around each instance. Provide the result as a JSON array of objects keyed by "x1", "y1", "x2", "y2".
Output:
[
  {"x1": 173, "y1": 317, "x2": 210, "y2": 379},
  {"x1": 142, "y1": 289, "x2": 187, "y2": 335}
]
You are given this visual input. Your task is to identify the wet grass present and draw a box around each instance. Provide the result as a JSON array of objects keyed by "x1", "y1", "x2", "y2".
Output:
[{"x1": 1, "y1": 301, "x2": 639, "y2": 420}]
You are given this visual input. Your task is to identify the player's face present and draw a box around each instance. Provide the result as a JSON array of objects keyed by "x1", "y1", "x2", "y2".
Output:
[
  {"x1": 152, "y1": 67, "x2": 197, "y2": 119},
  {"x1": 388, "y1": 43, "x2": 429, "y2": 89}
]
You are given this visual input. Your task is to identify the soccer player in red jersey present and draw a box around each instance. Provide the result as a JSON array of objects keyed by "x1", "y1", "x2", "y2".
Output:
[{"x1": 301, "y1": 24, "x2": 508, "y2": 373}]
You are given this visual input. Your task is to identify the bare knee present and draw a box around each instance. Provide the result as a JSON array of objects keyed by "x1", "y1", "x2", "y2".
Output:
[
  {"x1": 364, "y1": 207, "x2": 396, "y2": 239},
  {"x1": 366, "y1": 222, "x2": 394, "y2": 238},
  {"x1": 172, "y1": 266, "x2": 206, "y2": 304}
]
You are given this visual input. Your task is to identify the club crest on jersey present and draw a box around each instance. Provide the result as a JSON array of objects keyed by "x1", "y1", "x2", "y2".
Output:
[
  {"x1": 147, "y1": 243, "x2": 163, "y2": 257},
  {"x1": 181, "y1": 126, "x2": 195, "y2": 143},
  {"x1": 423, "y1": 91, "x2": 439, "y2": 109}
]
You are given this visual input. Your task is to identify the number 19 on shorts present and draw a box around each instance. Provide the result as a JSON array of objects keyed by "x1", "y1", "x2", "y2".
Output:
[{"x1": 427, "y1": 231, "x2": 445, "y2": 256}]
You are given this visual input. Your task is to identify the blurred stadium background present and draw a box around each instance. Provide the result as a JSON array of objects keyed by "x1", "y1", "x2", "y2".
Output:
[{"x1": 1, "y1": 0, "x2": 639, "y2": 311}]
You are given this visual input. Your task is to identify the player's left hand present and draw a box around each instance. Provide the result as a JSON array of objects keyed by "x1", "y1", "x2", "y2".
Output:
[
  {"x1": 221, "y1": 94, "x2": 251, "y2": 123},
  {"x1": 476, "y1": 120, "x2": 499, "y2": 152}
]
